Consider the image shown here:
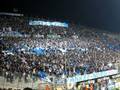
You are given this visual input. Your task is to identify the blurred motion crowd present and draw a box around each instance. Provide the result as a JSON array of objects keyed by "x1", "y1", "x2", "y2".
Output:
[{"x1": 0, "y1": 15, "x2": 120, "y2": 84}]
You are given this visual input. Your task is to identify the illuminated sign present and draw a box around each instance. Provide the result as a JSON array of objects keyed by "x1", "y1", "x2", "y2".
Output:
[
  {"x1": 29, "y1": 20, "x2": 68, "y2": 28},
  {"x1": 0, "y1": 12, "x2": 24, "y2": 16}
]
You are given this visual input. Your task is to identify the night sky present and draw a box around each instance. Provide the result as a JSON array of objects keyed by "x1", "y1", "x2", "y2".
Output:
[{"x1": 0, "y1": 0, "x2": 120, "y2": 32}]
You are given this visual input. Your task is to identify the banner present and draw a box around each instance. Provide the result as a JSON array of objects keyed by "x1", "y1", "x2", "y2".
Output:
[
  {"x1": 66, "y1": 70, "x2": 118, "y2": 84},
  {"x1": 29, "y1": 20, "x2": 68, "y2": 28}
]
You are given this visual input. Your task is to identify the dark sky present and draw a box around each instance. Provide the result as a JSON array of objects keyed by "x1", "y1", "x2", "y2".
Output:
[{"x1": 0, "y1": 0, "x2": 120, "y2": 32}]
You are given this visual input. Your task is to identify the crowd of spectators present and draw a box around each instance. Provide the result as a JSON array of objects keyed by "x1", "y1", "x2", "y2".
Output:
[
  {"x1": 0, "y1": 15, "x2": 120, "y2": 84},
  {"x1": 0, "y1": 87, "x2": 32, "y2": 90}
]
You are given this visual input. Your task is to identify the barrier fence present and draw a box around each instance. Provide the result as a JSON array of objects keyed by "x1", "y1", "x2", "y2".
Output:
[
  {"x1": 0, "y1": 68, "x2": 120, "y2": 90},
  {"x1": 0, "y1": 76, "x2": 120, "y2": 90}
]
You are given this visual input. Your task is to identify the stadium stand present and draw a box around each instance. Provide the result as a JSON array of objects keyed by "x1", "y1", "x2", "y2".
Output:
[{"x1": 0, "y1": 14, "x2": 120, "y2": 89}]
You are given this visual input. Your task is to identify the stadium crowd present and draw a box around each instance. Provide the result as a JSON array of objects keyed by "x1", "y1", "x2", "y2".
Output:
[
  {"x1": 0, "y1": 87, "x2": 32, "y2": 90},
  {"x1": 0, "y1": 15, "x2": 120, "y2": 84}
]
